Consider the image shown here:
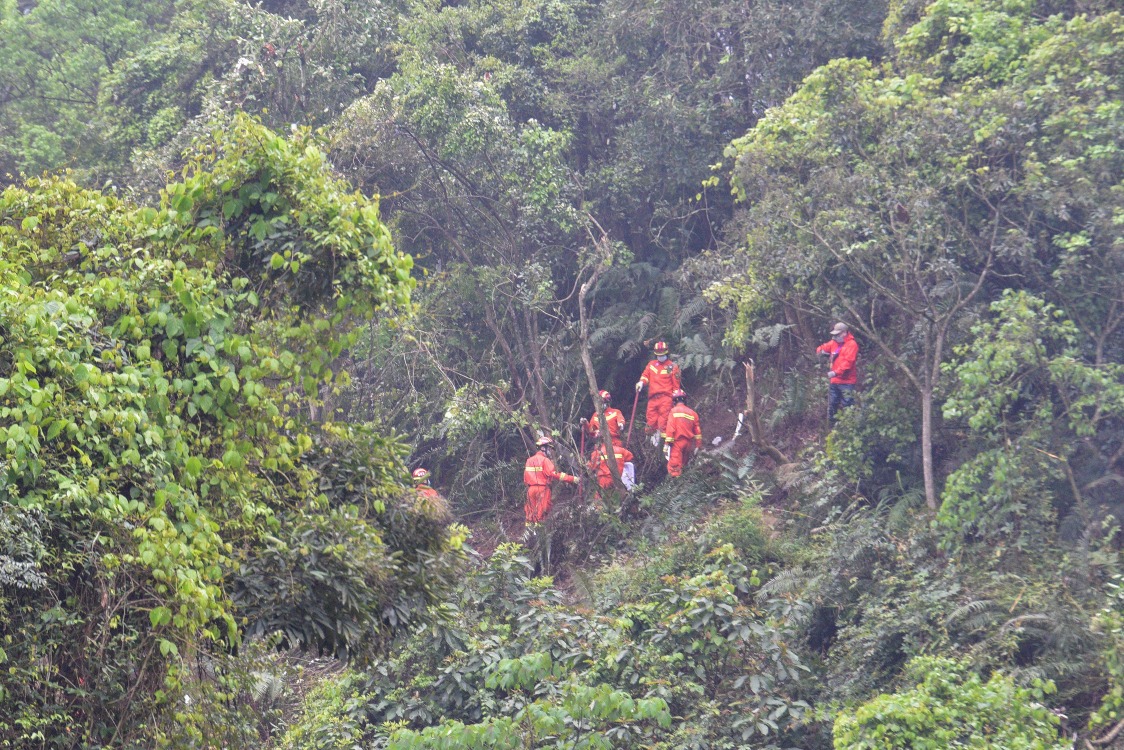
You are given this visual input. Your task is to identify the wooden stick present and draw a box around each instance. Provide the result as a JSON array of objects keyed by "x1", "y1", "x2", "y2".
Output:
[{"x1": 1094, "y1": 717, "x2": 1124, "y2": 745}]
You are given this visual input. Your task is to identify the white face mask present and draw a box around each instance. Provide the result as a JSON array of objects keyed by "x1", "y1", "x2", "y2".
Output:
[{"x1": 657, "y1": 355, "x2": 668, "y2": 362}]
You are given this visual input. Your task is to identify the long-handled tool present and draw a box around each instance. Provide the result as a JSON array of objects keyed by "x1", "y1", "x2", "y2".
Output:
[
  {"x1": 625, "y1": 387, "x2": 641, "y2": 449},
  {"x1": 578, "y1": 427, "x2": 586, "y2": 505}
]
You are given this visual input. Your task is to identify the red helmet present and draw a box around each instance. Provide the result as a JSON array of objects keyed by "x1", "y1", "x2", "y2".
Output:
[
  {"x1": 653, "y1": 341, "x2": 669, "y2": 355},
  {"x1": 412, "y1": 467, "x2": 430, "y2": 482},
  {"x1": 536, "y1": 435, "x2": 554, "y2": 447},
  {"x1": 671, "y1": 388, "x2": 687, "y2": 400},
  {"x1": 598, "y1": 390, "x2": 611, "y2": 403}
]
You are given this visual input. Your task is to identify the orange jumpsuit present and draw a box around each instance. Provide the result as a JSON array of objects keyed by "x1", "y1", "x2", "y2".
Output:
[
  {"x1": 414, "y1": 483, "x2": 450, "y2": 520},
  {"x1": 523, "y1": 450, "x2": 576, "y2": 523},
  {"x1": 589, "y1": 445, "x2": 635, "y2": 489},
  {"x1": 639, "y1": 359, "x2": 682, "y2": 435},
  {"x1": 586, "y1": 407, "x2": 626, "y2": 445},
  {"x1": 664, "y1": 403, "x2": 702, "y2": 477},
  {"x1": 416, "y1": 484, "x2": 443, "y2": 501}
]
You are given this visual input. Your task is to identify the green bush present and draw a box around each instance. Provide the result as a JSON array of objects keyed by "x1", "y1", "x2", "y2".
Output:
[
  {"x1": 833, "y1": 657, "x2": 1067, "y2": 749},
  {"x1": 0, "y1": 115, "x2": 456, "y2": 748},
  {"x1": 1092, "y1": 575, "x2": 1124, "y2": 732},
  {"x1": 278, "y1": 671, "x2": 374, "y2": 750}
]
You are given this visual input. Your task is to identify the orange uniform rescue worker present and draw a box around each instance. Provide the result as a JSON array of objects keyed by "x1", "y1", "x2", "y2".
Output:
[
  {"x1": 635, "y1": 341, "x2": 682, "y2": 445},
  {"x1": 664, "y1": 389, "x2": 702, "y2": 477},
  {"x1": 412, "y1": 467, "x2": 442, "y2": 500},
  {"x1": 523, "y1": 436, "x2": 577, "y2": 524},
  {"x1": 582, "y1": 390, "x2": 626, "y2": 446},
  {"x1": 589, "y1": 444, "x2": 635, "y2": 489},
  {"x1": 815, "y1": 322, "x2": 859, "y2": 424},
  {"x1": 412, "y1": 467, "x2": 450, "y2": 520}
]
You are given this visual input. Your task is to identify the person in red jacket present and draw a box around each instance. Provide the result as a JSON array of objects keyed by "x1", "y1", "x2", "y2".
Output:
[
  {"x1": 664, "y1": 389, "x2": 702, "y2": 477},
  {"x1": 589, "y1": 443, "x2": 635, "y2": 490},
  {"x1": 581, "y1": 390, "x2": 626, "y2": 446},
  {"x1": 635, "y1": 341, "x2": 682, "y2": 445},
  {"x1": 815, "y1": 322, "x2": 859, "y2": 424},
  {"x1": 523, "y1": 436, "x2": 577, "y2": 525}
]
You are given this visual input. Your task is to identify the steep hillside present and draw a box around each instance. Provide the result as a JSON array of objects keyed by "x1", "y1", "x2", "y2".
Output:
[{"x1": 2, "y1": 0, "x2": 1123, "y2": 748}]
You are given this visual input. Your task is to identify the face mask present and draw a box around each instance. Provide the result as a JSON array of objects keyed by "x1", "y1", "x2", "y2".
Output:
[{"x1": 657, "y1": 355, "x2": 668, "y2": 362}]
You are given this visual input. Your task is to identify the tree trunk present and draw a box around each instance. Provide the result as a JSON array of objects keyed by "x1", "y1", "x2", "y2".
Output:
[
  {"x1": 507, "y1": 302, "x2": 551, "y2": 430},
  {"x1": 483, "y1": 301, "x2": 523, "y2": 393},
  {"x1": 921, "y1": 324, "x2": 950, "y2": 511},
  {"x1": 524, "y1": 307, "x2": 551, "y2": 430},
  {"x1": 578, "y1": 264, "x2": 623, "y2": 488},
  {"x1": 921, "y1": 385, "x2": 937, "y2": 510}
]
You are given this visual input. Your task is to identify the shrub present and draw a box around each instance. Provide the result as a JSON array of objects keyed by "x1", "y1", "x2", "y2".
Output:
[{"x1": 833, "y1": 657, "x2": 1067, "y2": 749}]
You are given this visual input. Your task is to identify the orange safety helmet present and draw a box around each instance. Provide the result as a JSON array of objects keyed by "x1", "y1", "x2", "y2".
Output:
[
  {"x1": 598, "y1": 389, "x2": 611, "y2": 403},
  {"x1": 653, "y1": 341, "x2": 669, "y2": 355},
  {"x1": 671, "y1": 388, "x2": 687, "y2": 401},
  {"x1": 412, "y1": 467, "x2": 431, "y2": 482},
  {"x1": 536, "y1": 435, "x2": 555, "y2": 447}
]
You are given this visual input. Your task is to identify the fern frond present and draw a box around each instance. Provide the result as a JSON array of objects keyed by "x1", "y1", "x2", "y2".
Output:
[
  {"x1": 676, "y1": 296, "x2": 708, "y2": 328},
  {"x1": 634, "y1": 311, "x2": 657, "y2": 341},
  {"x1": 1000, "y1": 613, "x2": 1054, "y2": 633},
  {"x1": 884, "y1": 488, "x2": 926, "y2": 530},
  {"x1": 947, "y1": 599, "x2": 996, "y2": 624},
  {"x1": 750, "y1": 323, "x2": 793, "y2": 349},
  {"x1": 758, "y1": 568, "x2": 809, "y2": 599},
  {"x1": 617, "y1": 338, "x2": 644, "y2": 360},
  {"x1": 251, "y1": 670, "x2": 286, "y2": 704},
  {"x1": 464, "y1": 458, "x2": 522, "y2": 487}
]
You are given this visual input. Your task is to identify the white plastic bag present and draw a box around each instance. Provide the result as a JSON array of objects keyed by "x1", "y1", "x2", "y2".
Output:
[{"x1": 621, "y1": 462, "x2": 636, "y2": 491}]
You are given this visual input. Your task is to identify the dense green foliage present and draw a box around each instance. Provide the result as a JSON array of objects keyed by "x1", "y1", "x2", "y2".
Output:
[
  {"x1": 714, "y1": 1, "x2": 1124, "y2": 513},
  {"x1": 0, "y1": 116, "x2": 462, "y2": 747},
  {"x1": 279, "y1": 497, "x2": 808, "y2": 749},
  {"x1": 3, "y1": 0, "x2": 1124, "y2": 747},
  {"x1": 834, "y1": 657, "x2": 1067, "y2": 749}
]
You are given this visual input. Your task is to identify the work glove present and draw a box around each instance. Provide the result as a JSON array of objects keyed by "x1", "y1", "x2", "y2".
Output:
[
  {"x1": 663, "y1": 444, "x2": 671, "y2": 460},
  {"x1": 635, "y1": 381, "x2": 644, "y2": 392},
  {"x1": 579, "y1": 417, "x2": 588, "y2": 426},
  {"x1": 828, "y1": 370, "x2": 836, "y2": 379}
]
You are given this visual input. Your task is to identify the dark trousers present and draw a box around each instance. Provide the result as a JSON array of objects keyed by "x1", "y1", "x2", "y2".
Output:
[{"x1": 829, "y1": 383, "x2": 855, "y2": 424}]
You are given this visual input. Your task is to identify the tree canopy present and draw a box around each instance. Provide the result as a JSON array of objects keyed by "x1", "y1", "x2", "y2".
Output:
[{"x1": 0, "y1": 115, "x2": 462, "y2": 746}]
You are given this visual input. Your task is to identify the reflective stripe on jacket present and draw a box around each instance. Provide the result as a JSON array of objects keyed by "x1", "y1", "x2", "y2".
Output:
[
  {"x1": 639, "y1": 360, "x2": 681, "y2": 396},
  {"x1": 665, "y1": 404, "x2": 702, "y2": 444},
  {"x1": 588, "y1": 407, "x2": 625, "y2": 440},
  {"x1": 524, "y1": 451, "x2": 575, "y2": 486},
  {"x1": 589, "y1": 445, "x2": 634, "y2": 487}
]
